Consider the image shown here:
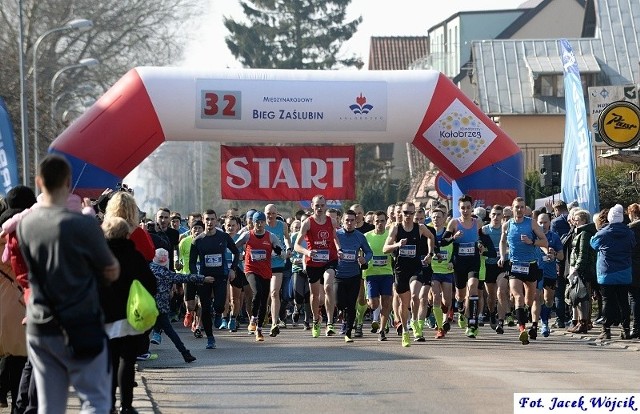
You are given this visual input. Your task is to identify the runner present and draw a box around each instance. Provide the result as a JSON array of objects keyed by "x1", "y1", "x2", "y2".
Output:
[
  {"x1": 444, "y1": 195, "x2": 483, "y2": 338},
  {"x1": 482, "y1": 205, "x2": 509, "y2": 334},
  {"x1": 498, "y1": 197, "x2": 548, "y2": 345},
  {"x1": 294, "y1": 195, "x2": 341, "y2": 338},
  {"x1": 264, "y1": 204, "x2": 292, "y2": 337},
  {"x1": 364, "y1": 211, "x2": 394, "y2": 341},
  {"x1": 383, "y1": 202, "x2": 435, "y2": 347},
  {"x1": 335, "y1": 210, "x2": 373, "y2": 342},
  {"x1": 430, "y1": 208, "x2": 454, "y2": 339},
  {"x1": 235, "y1": 212, "x2": 285, "y2": 342},
  {"x1": 536, "y1": 213, "x2": 564, "y2": 337}
]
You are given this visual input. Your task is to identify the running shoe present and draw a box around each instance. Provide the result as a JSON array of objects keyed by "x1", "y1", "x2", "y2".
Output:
[
  {"x1": 214, "y1": 314, "x2": 222, "y2": 330},
  {"x1": 528, "y1": 326, "x2": 537, "y2": 340},
  {"x1": 435, "y1": 328, "x2": 446, "y2": 339},
  {"x1": 518, "y1": 329, "x2": 530, "y2": 345},
  {"x1": 410, "y1": 320, "x2": 419, "y2": 337},
  {"x1": 495, "y1": 324, "x2": 504, "y2": 335},
  {"x1": 182, "y1": 351, "x2": 196, "y2": 363},
  {"x1": 206, "y1": 337, "x2": 216, "y2": 349},
  {"x1": 228, "y1": 318, "x2": 237, "y2": 332},
  {"x1": 303, "y1": 321, "x2": 311, "y2": 331},
  {"x1": 425, "y1": 314, "x2": 436, "y2": 330},
  {"x1": 401, "y1": 332, "x2": 411, "y2": 347},
  {"x1": 269, "y1": 325, "x2": 280, "y2": 337},
  {"x1": 256, "y1": 330, "x2": 264, "y2": 342},
  {"x1": 193, "y1": 328, "x2": 203, "y2": 338},
  {"x1": 150, "y1": 331, "x2": 162, "y2": 345},
  {"x1": 218, "y1": 318, "x2": 228, "y2": 330},
  {"x1": 541, "y1": 323, "x2": 550, "y2": 338},
  {"x1": 344, "y1": 335, "x2": 354, "y2": 343},
  {"x1": 478, "y1": 314, "x2": 485, "y2": 327},
  {"x1": 278, "y1": 319, "x2": 287, "y2": 329},
  {"x1": 458, "y1": 313, "x2": 468, "y2": 329},
  {"x1": 326, "y1": 324, "x2": 336, "y2": 337},
  {"x1": 248, "y1": 320, "x2": 257, "y2": 333},
  {"x1": 354, "y1": 324, "x2": 363, "y2": 338},
  {"x1": 506, "y1": 314, "x2": 515, "y2": 327},
  {"x1": 395, "y1": 321, "x2": 403, "y2": 336},
  {"x1": 292, "y1": 311, "x2": 300, "y2": 326},
  {"x1": 443, "y1": 320, "x2": 451, "y2": 332},
  {"x1": 378, "y1": 330, "x2": 387, "y2": 341},
  {"x1": 490, "y1": 314, "x2": 497, "y2": 330},
  {"x1": 136, "y1": 353, "x2": 158, "y2": 361},
  {"x1": 183, "y1": 311, "x2": 194, "y2": 328},
  {"x1": 339, "y1": 322, "x2": 347, "y2": 335},
  {"x1": 370, "y1": 320, "x2": 380, "y2": 333},
  {"x1": 446, "y1": 307, "x2": 454, "y2": 323},
  {"x1": 465, "y1": 327, "x2": 477, "y2": 338},
  {"x1": 312, "y1": 322, "x2": 321, "y2": 338}
]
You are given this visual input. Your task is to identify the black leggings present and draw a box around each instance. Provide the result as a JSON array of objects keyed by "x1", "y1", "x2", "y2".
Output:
[
  {"x1": 292, "y1": 270, "x2": 310, "y2": 305},
  {"x1": 110, "y1": 335, "x2": 141, "y2": 410},
  {"x1": 335, "y1": 277, "x2": 361, "y2": 335},
  {"x1": 247, "y1": 273, "x2": 271, "y2": 328}
]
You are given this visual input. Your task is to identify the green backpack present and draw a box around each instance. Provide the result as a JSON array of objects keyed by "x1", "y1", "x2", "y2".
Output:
[{"x1": 126, "y1": 279, "x2": 159, "y2": 332}]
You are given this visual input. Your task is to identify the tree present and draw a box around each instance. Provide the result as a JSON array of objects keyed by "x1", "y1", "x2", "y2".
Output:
[
  {"x1": 224, "y1": 0, "x2": 363, "y2": 69},
  {"x1": 596, "y1": 163, "x2": 640, "y2": 208},
  {"x1": 0, "y1": 0, "x2": 200, "y2": 179}
]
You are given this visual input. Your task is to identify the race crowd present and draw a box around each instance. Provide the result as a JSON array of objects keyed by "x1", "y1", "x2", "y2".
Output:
[{"x1": 0, "y1": 154, "x2": 638, "y2": 413}]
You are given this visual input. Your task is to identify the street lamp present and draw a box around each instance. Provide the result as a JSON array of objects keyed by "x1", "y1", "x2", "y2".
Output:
[
  {"x1": 32, "y1": 18, "x2": 93, "y2": 182},
  {"x1": 50, "y1": 58, "x2": 99, "y2": 130}
]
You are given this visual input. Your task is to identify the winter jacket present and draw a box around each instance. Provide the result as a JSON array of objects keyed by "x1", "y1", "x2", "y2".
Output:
[
  {"x1": 629, "y1": 220, "x2": 640, "y2": 288},
  {"x1": 100, "y1": 238, "x2": 157, "y2": 323},
  {"x1": 569, "y1": 222, "x2": 597, "y2": 283},
  {"x1": 150, "y1": 263, "x2": 204, "y2": 314},
  {"x1": 590, "y1": 222, "x2": 636, "y2": 285}
]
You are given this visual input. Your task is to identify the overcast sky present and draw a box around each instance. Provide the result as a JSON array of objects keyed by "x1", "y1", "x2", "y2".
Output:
[{"x1": 181, "y1": 0, "x2": 527, "y2": 69}]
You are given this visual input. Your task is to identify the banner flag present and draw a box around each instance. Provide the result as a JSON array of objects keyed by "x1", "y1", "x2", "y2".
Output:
[
  {"x1": 221, "y1": 145, "x2": 355, "y2": 200},
  {"x1": 559, "y1": 39, "x2": 600, "y2": 215},
  {"x1": 0, "y1": 97, "x2": 19, "y2": 196}
]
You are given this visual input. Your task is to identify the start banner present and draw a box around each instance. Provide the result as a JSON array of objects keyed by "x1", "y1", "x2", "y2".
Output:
[{"x1": 221, "y1": 145, "x2": 355, "y2": 200}]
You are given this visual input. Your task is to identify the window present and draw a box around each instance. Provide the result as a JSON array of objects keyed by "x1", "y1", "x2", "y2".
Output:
[{"x1": 533, "y1": 73, "x2": 597, "y2": 97}]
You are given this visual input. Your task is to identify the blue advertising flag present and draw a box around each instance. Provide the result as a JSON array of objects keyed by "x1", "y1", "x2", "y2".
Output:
[
  {"x1": 559, "y1": 39, "x2": 600, "y2": 215},
  {"x1": 0, "y1": 97, "x2": 20, "y2": 196}
]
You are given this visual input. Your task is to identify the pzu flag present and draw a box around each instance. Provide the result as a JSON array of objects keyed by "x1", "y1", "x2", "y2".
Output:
[
  {"x1": 0, "y1": 97, "x2": 19, "y2": 196},
  {"x1": 559, "y1": 39, "x2": 599, "y2": 215}
]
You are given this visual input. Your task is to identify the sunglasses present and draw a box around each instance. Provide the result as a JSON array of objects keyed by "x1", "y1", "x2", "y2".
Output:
[
  {"x1": 375, "y1": 219, "x2": 386, "y2": 223},
  {"x1": 344, "y1": 218, "x2": 355, "y2": 223},
  {"x1": 403, "y1": 211, "x2": 415, "y2": 215}
]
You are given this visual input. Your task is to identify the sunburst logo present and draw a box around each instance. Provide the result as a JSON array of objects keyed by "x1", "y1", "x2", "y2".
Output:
[
  {"x1": 423, "y1": 99, "x2": 497, "y2": 172},
  {"x1": 349, "y1": 93, "x2": 374, "y2": 114}
]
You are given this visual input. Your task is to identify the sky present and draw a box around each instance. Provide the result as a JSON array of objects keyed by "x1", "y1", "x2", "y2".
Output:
[{"x1": 181, "y1": 0, "x2": 529, "y2": 69}]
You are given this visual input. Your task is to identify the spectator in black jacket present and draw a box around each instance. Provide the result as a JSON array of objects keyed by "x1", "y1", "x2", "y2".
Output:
[{"x1": 101, "y1": 217, "x2": 157, "y2": 414}]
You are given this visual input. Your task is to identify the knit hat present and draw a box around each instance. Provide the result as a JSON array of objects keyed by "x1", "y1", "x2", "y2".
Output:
[
  {"x1": 607, "y1": 204, "x2": 624, "y2": 224},
  {"x1": 153, "y1": 248, "x2": 169, "y2": 268},
  {"x1": 0, "y1": 186, "x2": 37, "y2": 226},
  {"x1": 253, "y1": 211, "x2": 267, "y2": 222},
  {"x1": 191, "y1": 220, "x2": 205, "y2": 229}
]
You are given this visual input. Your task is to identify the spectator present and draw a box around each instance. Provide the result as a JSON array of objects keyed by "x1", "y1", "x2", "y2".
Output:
[
  {"x1": 590, "y1": 205, "x2": 636, "y2": 340},
  {"x1": 627, "y1": 203, "x2": 640, "y2": 339},
  {"x1": 16, "y1": 154, "x2": 120, "y2": 413}
]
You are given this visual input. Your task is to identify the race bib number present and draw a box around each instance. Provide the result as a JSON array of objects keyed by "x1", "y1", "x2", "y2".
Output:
[
  {"x1": 399, "y1": 245, "x2": 416, "y2": 258},
  {"x1": 204, "y1": 254, "x2": 222, "y2": 267},
  {"x1": 458, "y1": 243, "x2": 475, "y2": 256},
  {"x1": 250, "y1": 249, "x2": 267, "y2": 262},
  {"x1": 511, "y1": 262, "x2": 530, "y2": 275},
  {"x1": 342, "y1": 249, "x2": 356, "y2": 262},
  {"x1": 312, "y1": 249, "x2": 329, "y2": 262},
  {"x1": 437, "y1": 251, "x2": 449, "y2": 261},
  {"x1": 372, "y1": 255, "x2": 387, "y2": 266}
]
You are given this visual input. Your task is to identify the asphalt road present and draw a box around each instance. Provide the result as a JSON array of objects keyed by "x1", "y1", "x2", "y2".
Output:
[{"x1": 126, "y1": 320, "x2": 639, "y2": 414}]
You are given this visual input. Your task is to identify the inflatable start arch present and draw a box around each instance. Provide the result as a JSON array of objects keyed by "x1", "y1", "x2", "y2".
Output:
[{"x1": 50, "y1": 68, "x2": 523, "y2": 206}]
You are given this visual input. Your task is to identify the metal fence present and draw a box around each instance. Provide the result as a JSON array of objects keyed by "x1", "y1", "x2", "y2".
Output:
[{"x1": 519, "y1": 143, "x2": 620, "y2": 172}]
